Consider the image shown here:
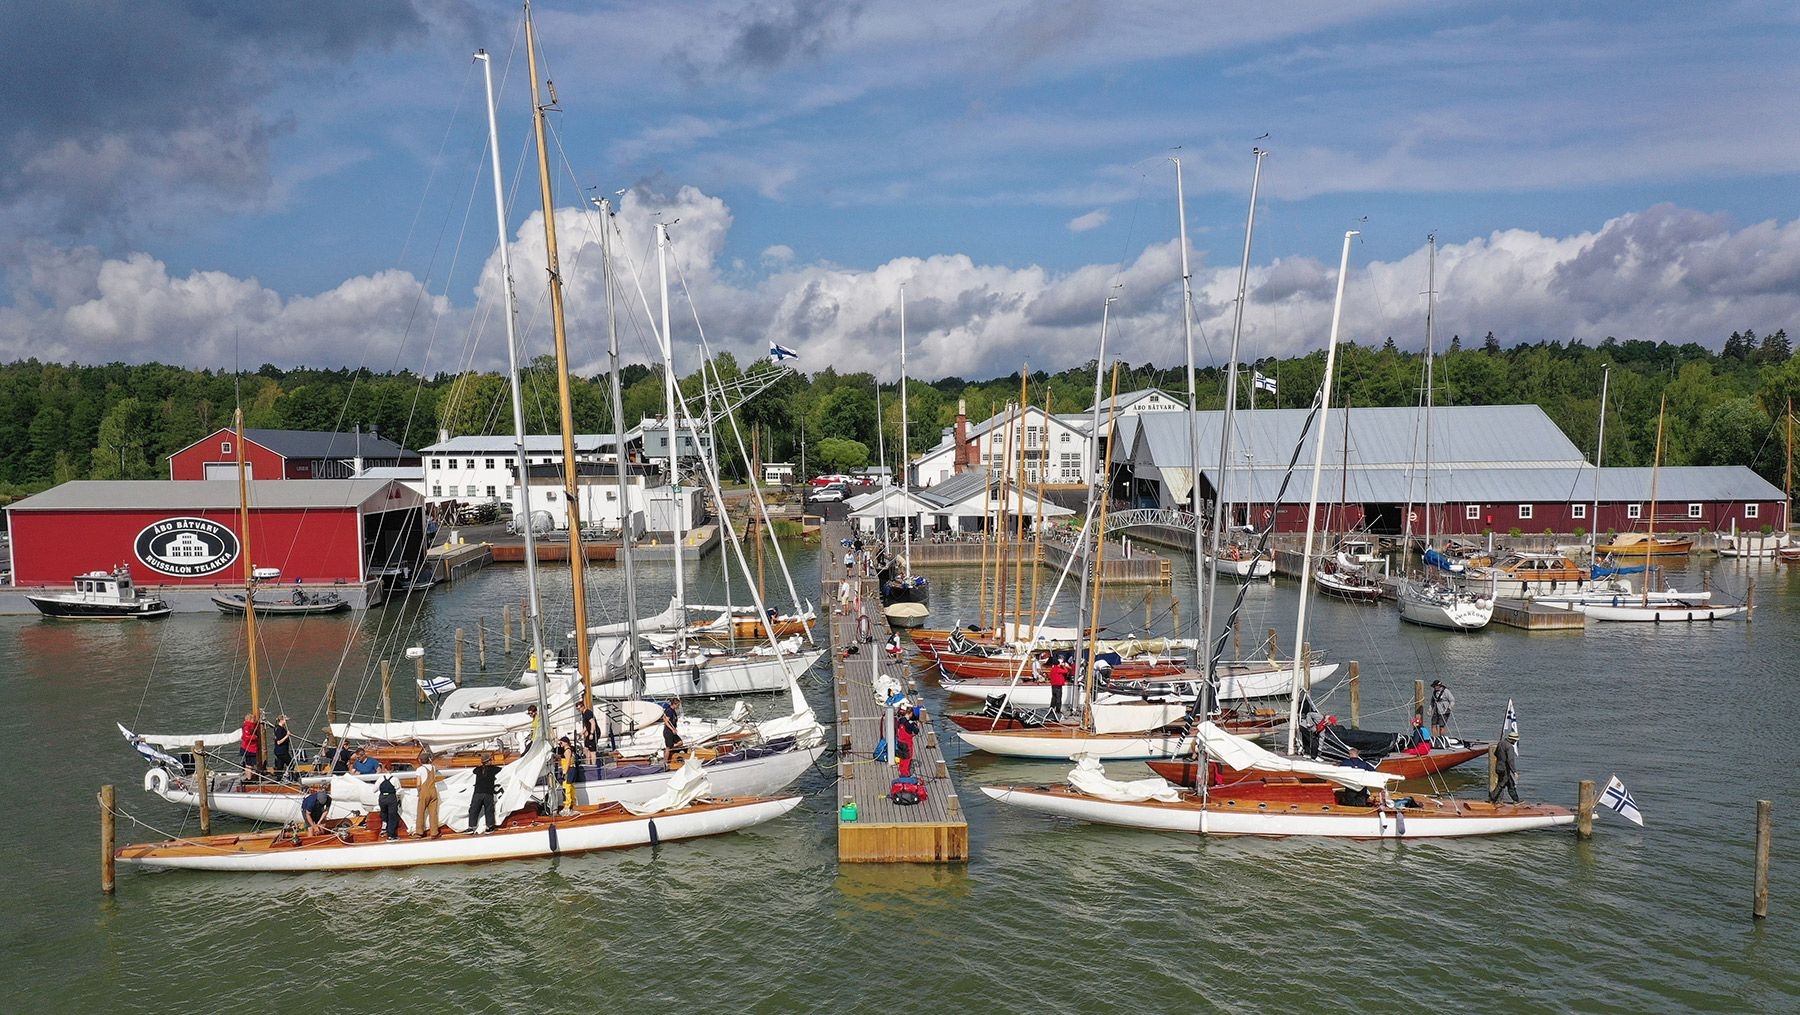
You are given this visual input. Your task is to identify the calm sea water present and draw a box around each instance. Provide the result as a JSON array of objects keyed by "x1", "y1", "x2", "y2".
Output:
[{"x1": 3, "y1": 541, "x2": 1797, "y2": 1013}]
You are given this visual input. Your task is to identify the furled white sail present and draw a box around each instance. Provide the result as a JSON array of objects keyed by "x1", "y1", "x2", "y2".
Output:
[
  {"x1": 119, "y1": 723, "x2": 243, "y2": 750},
  {"x1": 330, "y1": 714, "x2": 534, "y2": 750},
  {"x1": 1066, "y1": 754, "x2": 1182, "y2": 802},
  {"x1": 621, "y1": 755, "x2": 714, "y2": 815},
  {"x1": 1089, "y1": 701, "x2": 1187, "y2": 735},
  {"x1": 588, "y1": 597, "x2": 685, "y2": 635},
  {"x1": 1197, "y1": 721, "x2": 1398, "y2": 791}
]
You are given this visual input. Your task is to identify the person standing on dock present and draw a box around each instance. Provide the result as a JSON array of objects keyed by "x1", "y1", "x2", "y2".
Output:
[
  {"x1": 1490, "y1": 728, "x2": 1522, "y2": 803},
  {"x1": 1430, "y1": 680, "x2": 1455, "y2": 743}
]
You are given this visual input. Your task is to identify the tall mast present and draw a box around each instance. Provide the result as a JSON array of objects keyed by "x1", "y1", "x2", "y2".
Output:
[
  {"x1": 1011, "y1": 367, "x2": 1030, "y2": 638},
  {"x1": 899, "y1": 284, "x2": 912, "y2": 571},
  {"x1": 657, "y1": 223, "x2": 687, "y2": 623},
  {"x1": 1286, "y1": 231, "x2": 1355, "y2": 753},
  {"x1": 596, "y1": 199, "x2": 642, "y2": 677},
  {"x1": 233, "y1": 405, "x2": 262, "y2": 767},
  {"x1": 1591, "y1": 363, "x2": 1611, "y2": 559},
  {"x1": 1200, "y1": 148, "x2": 1266, "y2": 682},
  {"x1": 1076, "y1": 289, "x2": 1119, "y2": 651},
  {"x1": 1645, "y1": 395, "x2": 1665, "y2": 606},
  {"x1": 525, "y1": 8, "x2": 590, "y2": 704},
  {"x1": 480, "y1": 46, "x2": 551, "y2": 719},
  {"x1": 1028, "y1": 390, "x2": 1051, "y2": 643},
  {"x1": 1422, "y1": 234, "x2": 1437, "y2": 554},
  {"x1": 1081, "y1": 365, "x2": 1122, "y2": 729}
]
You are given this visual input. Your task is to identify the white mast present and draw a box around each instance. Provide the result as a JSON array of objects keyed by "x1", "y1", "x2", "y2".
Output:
[
  {"x1": 1286, "y1": 231, "x2": 1356, "y2": 753},
  {"x1": 1199, "y1": 147, "x2": 1267, "y2": 683},
  {"x1": 1590, "y1": 363, "x2": 1611, "y2": 561},
  {"x1": 657, "y1": 223, "x2": 686, "y2": 628},
  {"x1": 476, "y1": 48, "x2": 550, "y2": 709},
  {"x1": 899, "y1": 283, "x2": 912, "y2": 569},
  {"x1": 1422, "y1": 234, "x2": 1437, "y2": 559},
  {"x1": 594, "y1": 198, "x2": 642, "y2": 676}
]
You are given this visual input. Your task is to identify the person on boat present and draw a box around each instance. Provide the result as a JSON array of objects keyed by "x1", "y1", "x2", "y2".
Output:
[
  {"x1": 553, "y1": 735, "x2": 577, "y2": 813},
  {"x1": 325, "y1": 741, "x2": 353, "y2": 774},
  {"x1": 1430, "y1": 680, "x2": 1455, "y2": 743},
  {"x1": 524, "y1": 704, "x2": 541, "y2": 751},
  {"x1": 414, "y1": 752, "x2": 442, "y2": 838},
  {"x1": 376, "y1": 766, "x2": 402, "y2": 840},
  {"x1": 351, "y1": 749, "x2": 380, "y2": 775},
  {"x1": 661, "y1": 698, "x2": 685, "y2": 764},
  {"x1": 580, "y1": 705, "x2": 601, "y2": 756},
  {"x1": 1489, "y1": 728, "x2": 1521, "y2": 803},
  {"x1": 300, "y1": 786, "x2": 331, "y2": 835},
  {"x1": 469, "y1": 754, "x2": 502, "y2": 834},
  {"x1": 270, "y1": 715, "x2": 293, "y2": 780},
  {"x1": 239, "y1": 711, "x2": 262, "y2": 771},
  {"x1": 1047, "y1": 654, "x2": 1072, "y2": 715},
  {"x1": 1339, "y1": 748, "x2": 1376, "y2": 771}
]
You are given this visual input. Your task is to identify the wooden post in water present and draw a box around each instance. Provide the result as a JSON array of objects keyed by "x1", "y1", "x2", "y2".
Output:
[
  {"x1": 1348, "y1": 662, "x2": 1361, "y2": 728},
  {"x1": 1748, "y1": 584, "x2": 1756, "y2": 621},
  {"x1": 502, "y1": 605, "x2": 512, "y2": 655},
  {"x1": 382, "y1": 661, "x2": 394, "y2": 722},
  {"x1": 1145, "y1": 591, "x2": 1152, "y2": 632},
  {"x1": 1414, "y1": 679, "x2": 1427, "y2": 724},
  {"x1": 1577, "y1": 779, "x2": 1595, "y2": 839},
  {"x1": 477, "y1": 618, "x2": 488, "y2": 670},
  {"x1": 193, "y1": 741, "x2": 211, "y2": 835},
  {"x1": 519, "y1": 600, "x2": 528, "y2": 640},
  {"x1": 100, "y1": 784, "x2": 116, "y2": 895},
  {"x1": 1756, "y1": 799, "x2": 1773, "y2": 919},
  {"x1": 454, "y1": 628, "x2": 465, "y2": 686},
  {"x1": 1302, "y1": 641, "x2": 1313, "y2": 697},
  {"x1": 412, "y1": 650, "x2": 425, "y2": 709},
  {"x1": 1267, "y1": 627, "x2": 1279, "y2": 661}
]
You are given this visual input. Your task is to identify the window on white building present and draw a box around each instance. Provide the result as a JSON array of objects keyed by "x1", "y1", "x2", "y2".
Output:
[
  {"x1": 446, "y1": 458, "x2": 457, "y2": 470},
  {"x1": 486, "y1": 486, "x2": 496, "y2": 498},
  {"x1": 431, "y1": 485, "x2": 442, "y2": 497},
  {"x1": 1627, "y1": 504, "x2": 1641, "y2": 519},
  {"x1": 429, "y1": 458, "x2": 439, "y2": 470},
  {"x1": 1465, "y1": 505, "x2": 1479, "y2": 520},
  {"x1": 465, "y1": 459, "x2": 475, "y2": 470},
  {"x1": 1518, "y1": 504, "x2": 1533, "y2": 520},
  {"x1": 1688, "y1": 503, "x2": 1702, "y2": 519},
  {"x1": 1060, "y1": 433, "x2": 1072, "y2": 444},
  {"x1": 504, "y1": 485, "x2": 513, "y2": 499},
  {"x1": 1572, "y1": 503, "x2": 1587, "y2": 519},
  {"x1": 485, "y1": 458, "x2": 496, "y2": 470},
  {"x1": 1746, "y1": 503, "x2": 1759, "y2": 518}
]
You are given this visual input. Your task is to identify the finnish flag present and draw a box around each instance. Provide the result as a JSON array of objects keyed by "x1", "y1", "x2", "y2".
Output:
[
  {"x1": 769, "y1": 342, "x2": 800, "y2": 363},
  {"x1": 1597, "y1": 774, "x2": 1645, "y2": 826},
  {"x1": 1253, "y1": 370, "x2": 1277, "y2": 395}
]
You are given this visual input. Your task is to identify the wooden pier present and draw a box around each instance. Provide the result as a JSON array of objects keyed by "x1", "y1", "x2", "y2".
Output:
[
  {"x1": 825, "y1": 523, "x2": 969, "y2": 863},
  {"x1": 1491, "y1": 597, "x2": 1587, "y2": 631}
]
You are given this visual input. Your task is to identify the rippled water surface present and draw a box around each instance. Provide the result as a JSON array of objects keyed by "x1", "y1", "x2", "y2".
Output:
[{"x1": 4, "y1": 544, "x2": 1797, "y2": 1013}]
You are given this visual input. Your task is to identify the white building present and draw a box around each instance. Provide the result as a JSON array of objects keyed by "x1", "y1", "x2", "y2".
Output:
[
  {"x1": 912, "y1": 401, "x2": 1095, "y2": 490},
  {"x1": 420, "y1": 434, "x2": 609, "y2": 504}
]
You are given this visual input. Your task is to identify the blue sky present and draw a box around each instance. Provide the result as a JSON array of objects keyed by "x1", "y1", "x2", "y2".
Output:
[{"x1": 3, "y1": 1, "x2": 1799, "y2": 382}]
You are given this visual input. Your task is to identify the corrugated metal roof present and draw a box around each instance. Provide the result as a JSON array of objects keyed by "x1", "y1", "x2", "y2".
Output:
[
  {"x1": 241, "y1": 428, "x2": 415, "y2": 459},
  {"x1": 1124, "y1": 405, "x2": 1588, "y2": 476},
  {"x1": 8, "y1": 479, "x2": 412, "y2": 512}
]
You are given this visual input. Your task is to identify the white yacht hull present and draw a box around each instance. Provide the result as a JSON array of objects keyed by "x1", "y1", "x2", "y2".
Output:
[
  {"x1": 574, "y1": 743, "x2": 824, "y2": 805},
  {"x1": 953, "y1": 727, "x2": 1194, "y2": 761},
  {"x1": 1567, "y1": 602, "x2": 1747, "y2": 623}
]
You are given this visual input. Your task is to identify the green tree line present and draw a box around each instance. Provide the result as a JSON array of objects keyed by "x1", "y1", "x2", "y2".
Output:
[{"x1": 1, "y1": 329, "x2": 1796, "y2": 500}]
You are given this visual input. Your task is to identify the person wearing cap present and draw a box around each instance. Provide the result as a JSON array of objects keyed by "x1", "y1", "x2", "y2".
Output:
[
  {"x1": 1489, "y1": 727, "x2": 1522, "y2": 803},
  {"x1": 300, "y1": 785, "x2": 332, "y2": 835},
  {"x1": 1430, "y1": 680, "x2": 1455, "y2": 743}
]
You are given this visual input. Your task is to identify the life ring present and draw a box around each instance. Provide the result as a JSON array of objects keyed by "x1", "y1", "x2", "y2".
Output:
[
  {"x1": 145, "y1": 767, "x2": 168, "y2": 796},
  {"x1": 1409, "y1": 510, "x2": 1418, "y2": 522},
  {"x1": 1263, "y1": 509, "x2": 1272, "y2": 521},
  {"x1": 1229, "y1": 547, "x2": 1241, "y2": 561}
]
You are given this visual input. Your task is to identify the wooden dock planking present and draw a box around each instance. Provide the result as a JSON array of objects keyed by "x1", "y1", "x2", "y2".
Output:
[{"x1": 825, "y1": 523, "x2": 969, "y2": 863}]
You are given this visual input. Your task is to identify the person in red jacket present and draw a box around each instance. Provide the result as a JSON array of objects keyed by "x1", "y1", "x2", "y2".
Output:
[
  {"x1": 893, "y1": 705, "x2": 920, "y2": 778},
  {"x1": 239, "y1": 711, "x2": 262, "y2": 772},
  {"x1": 1047, "y1": 655, "x2": 1072, "y2": 714}
]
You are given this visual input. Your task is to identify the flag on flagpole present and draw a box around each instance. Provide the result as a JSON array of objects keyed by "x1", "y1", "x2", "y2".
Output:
[
  {"x1": 1501, "y1": 699, "x2": 1519, "y2": 751},
  {"x1": 1596, "y1": 774, "x2": 1645, "y2": 826},
  {"x1": 769, "y1": 341, "x2": 800, "y2": 363},
  {"x1": 1252, "y1": 370, "x2": 1277, "y2": 394}
]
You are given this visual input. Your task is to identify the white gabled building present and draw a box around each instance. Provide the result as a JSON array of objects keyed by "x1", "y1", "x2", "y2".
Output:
[
  {"x1": 912, "y1": 400, "x2": 1095, "y2": 490},
  {"x1": 914, "y1": 469, "x2": 1075, "y2": 532},
  {"x1": 421, "y1": 433, "x2": 609, "y2": 504}
]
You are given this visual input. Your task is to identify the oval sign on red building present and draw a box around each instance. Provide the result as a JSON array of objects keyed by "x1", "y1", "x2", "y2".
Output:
[{"x1": 134, "y1": 517, "x2": 241, "y2": 577}]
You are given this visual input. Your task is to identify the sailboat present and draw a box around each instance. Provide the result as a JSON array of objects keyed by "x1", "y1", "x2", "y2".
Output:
[
  {"x1": 879, "y1": 286, "x2": 929, "y2": 607},
  {"x1": 1568, "y1": 396, "x2": 1747, "y2": 622},
  {"x1": 984, "y1": 232, "x2": 1572, "y2": 839},
  {"x1": 1397, "y1": 237, "x2": 1494, "y2": 631},
  {"x1": 1314, "y1": 403, "x2": 1385, "y2": 602}
]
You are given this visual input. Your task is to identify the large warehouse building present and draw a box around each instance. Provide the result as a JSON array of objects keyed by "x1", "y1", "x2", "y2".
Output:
[{"x1": 5, "y1": 479, "x2": 426, "y2": 608}]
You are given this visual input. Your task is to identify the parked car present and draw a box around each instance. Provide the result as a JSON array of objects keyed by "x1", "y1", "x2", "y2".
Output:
[
  {"x1": 809, "y1": 473, "x2": 853, "y2": 487},
  {"x1": 809, "y1": 483, "x2": 848, "y2": 503}
]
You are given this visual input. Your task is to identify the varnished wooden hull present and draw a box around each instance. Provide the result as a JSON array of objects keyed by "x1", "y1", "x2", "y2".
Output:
[{"x1": 1144, "y1": 744, "x2": 1490, "y2": 786}]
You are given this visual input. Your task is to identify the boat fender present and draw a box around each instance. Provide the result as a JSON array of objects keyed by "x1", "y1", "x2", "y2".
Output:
[
  {"x1": 647, "y1": 819, "x2": 660, "y2": 846},
  {"x1": 1391, "y1": 807, "x2": 1406, "y2": 837},
  {"x1": 145, "y1": 767, "x2": 167, "y2": 796},
  {"x1": 547, "y1": 823, "x2": 560, "y2": 856}
]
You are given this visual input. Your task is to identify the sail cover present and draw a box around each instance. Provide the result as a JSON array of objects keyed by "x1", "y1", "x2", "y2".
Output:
[
  {"x1": 621, "y1": 755, "x2": 715, "y2": 815},
  {"x1": 1197, "y1": 721, "x2": 1399, "y2": 791},
  {"x1": 119, "y1": 723, "x2": 243, "y2": 750},
  {"x1": 589, "y1": 597, "x2": 685, "y2": 636},
  {"x1": 330, "y1": 714, "x2": 533, "y2": 750},
  {"x1": 1067, "y1": 754, "x2": 1182, "y2": 802}
]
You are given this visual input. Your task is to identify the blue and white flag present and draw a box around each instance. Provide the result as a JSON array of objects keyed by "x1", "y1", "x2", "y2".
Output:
[
  {"x1": 1253, "y1": 370, "x2": 1277, "y2": 394},
  {"x1": 769, "y1": 341, "x2": 800, "y2": 363},
  {"x1": 1597, "y1": 774, "x2": 1645, "y2": 826}
]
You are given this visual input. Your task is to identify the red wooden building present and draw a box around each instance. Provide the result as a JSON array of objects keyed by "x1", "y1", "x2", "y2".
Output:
[
  {"x1": 169, "y1": 427, "x2": 418, "y2": 481},
  {"x1": 5, "y1": 480, "x2": 425, "y2": 590}
]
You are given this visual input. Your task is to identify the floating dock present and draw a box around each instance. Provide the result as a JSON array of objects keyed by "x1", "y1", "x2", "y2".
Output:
[{"x1": 825, "y1": 523, "x2": 968, "y2": 863}]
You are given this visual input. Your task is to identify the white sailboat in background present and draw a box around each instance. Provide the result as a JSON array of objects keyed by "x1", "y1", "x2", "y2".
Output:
[{"x1": 1397, "y1": 236, "x2": 1494, "y2": 631}]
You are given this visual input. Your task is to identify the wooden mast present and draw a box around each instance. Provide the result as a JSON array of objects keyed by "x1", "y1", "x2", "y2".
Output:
[
  {"x1": 234, "y1": 406, "x2": 262, "y2": 768},
  {"x1": 1027, "y1": 390, "x2": 1052, "y2": 643},
  {"x1": 525, "y1": 5, "x2": 592, "y2": 706}
]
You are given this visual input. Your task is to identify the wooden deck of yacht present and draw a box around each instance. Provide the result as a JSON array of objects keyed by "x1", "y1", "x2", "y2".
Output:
[{"x1": 825, "y1": 522, "x2": 968, "y2": 863}]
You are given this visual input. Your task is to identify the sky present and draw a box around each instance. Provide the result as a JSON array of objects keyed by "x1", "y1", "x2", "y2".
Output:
[{"x1": 3, "y1": 1, "x2": 1800, "y2": 385}]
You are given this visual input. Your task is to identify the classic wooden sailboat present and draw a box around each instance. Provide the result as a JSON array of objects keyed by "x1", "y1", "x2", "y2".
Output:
[{"x1": 1397, "y1": 237, "x2": 1493, "y2": 631}]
